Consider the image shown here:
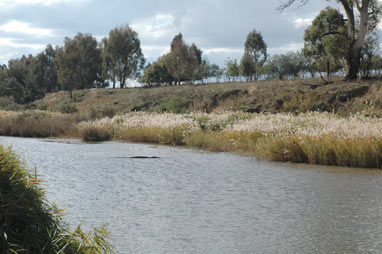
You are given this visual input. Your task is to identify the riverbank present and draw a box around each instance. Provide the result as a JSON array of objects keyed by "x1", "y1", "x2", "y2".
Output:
[
  {"x1": 29, "y1": 78, "x2": 382, "y2": 117},
  {"x1": 0, "y1": 110, "x2": 381, "y2": 169}
]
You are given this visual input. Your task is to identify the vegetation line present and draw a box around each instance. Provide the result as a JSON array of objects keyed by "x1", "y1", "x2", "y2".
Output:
[{"x1": 1, "y1": 110, "x2": 381, "y2": 169}]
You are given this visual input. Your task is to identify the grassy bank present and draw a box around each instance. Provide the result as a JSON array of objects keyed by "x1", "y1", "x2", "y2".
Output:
[
  {"x1": 30, "y1": 78, "x2": 382, "y2": 117},
  {"x1": 0, "y1": 145, "x2": 113, "y2": 253},
  {"x1": 1, "y1": 110, "x2": 381, "y2": 169}
]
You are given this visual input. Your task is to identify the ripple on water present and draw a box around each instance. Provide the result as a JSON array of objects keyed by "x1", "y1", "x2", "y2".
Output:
[{"x1": 2, "y1": 136, "x2": 382, "y2": 254}]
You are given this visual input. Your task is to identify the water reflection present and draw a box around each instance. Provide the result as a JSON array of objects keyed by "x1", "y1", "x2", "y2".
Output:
[{"x1": 2, "y1": 136, "x2": 382, "y2": 254}]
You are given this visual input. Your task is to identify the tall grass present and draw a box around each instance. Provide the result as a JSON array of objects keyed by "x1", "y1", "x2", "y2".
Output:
[
  {"x1": 0, "y1": 145, "x2": 113, "y2": 253},
  {"x1": 78, "y1": 111, "x2": 382, "y2": 168},
  {"x1": 0, "y1": 111, "x2": 78, "y2": 138},
  {"x1": 0, "y1": 110, "x2": 381, "y2": 168}
]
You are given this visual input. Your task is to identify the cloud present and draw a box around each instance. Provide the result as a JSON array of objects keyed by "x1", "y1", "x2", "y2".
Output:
[
  {"x1": 0, "y1": 20, "x2": 55, "y2": 37},
  {"x1": 0, "y1": 37, "x2": 45, "y2": 49},
  {"x1": 293, "y1": 18, "x2": 313, "y2": 28},
  {"x1": 0, "y1": 0, "x2": 89, "y2": 7},
  {"x1": 131, "y1": 14, "x2": 176, "y2": 40},
  {"x1": 141, "y1": 45, "x2": 169, "y2": 59},
  {"x1": 268, "y1": 43, "x2": 304, "y2": 55},
  {"x1": 203, "y1": 47, "x2": 243, "y2": 55}
]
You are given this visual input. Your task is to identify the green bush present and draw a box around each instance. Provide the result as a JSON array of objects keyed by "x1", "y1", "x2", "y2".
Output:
[
  {"x1": 89, "y1": 107, "x2": 116, "y2": 120},
  {"x1": 81, "y1": 126, "x2": 112, "y2": 142},
  {"x1": 0, "y1": 146, "x2": 114, "y2": 253},
  {"x1": 60, "y1": 103, "x2": 78, "y2": 114},
  {"x1": 156, "y1": 96, "x2": 190, "y2": 114}
]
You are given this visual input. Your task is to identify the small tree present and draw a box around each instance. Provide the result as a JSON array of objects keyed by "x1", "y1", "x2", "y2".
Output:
[
  {"x1": 240, "y1": 28, "x2": 267, "y2": 80},
  {"x1": 143, "y1": 57, "x2": 174, "y2": 86},
  {"x1": 360, "y1": 32, "x2": 380, "y2": 78},
  {"x1": 225, "y1": 58, "x2": 240, "y2": 82}
]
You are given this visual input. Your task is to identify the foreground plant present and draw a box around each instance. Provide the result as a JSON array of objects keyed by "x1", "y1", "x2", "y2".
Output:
[{"x1": 0, "y1": 145, "x2": 113, "y2": 253}]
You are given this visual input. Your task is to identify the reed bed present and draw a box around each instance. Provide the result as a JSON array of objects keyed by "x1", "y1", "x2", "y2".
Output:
[
  {"x1": 0, "y1": 111, "x2": 78, "y2": 138},
  {"x1": 78, "y1": 111, "x2": 382, "y2": 168},
  {"x1": 0, "y1": 110, "x2": 380, "y2": 168}
]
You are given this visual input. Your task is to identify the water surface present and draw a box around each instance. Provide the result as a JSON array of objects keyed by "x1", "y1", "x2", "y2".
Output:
[{"x1": 2, "y1": 136, "x2": 382, "y2": 254}]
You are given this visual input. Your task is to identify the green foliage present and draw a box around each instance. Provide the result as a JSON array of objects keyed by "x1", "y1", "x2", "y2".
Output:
[
  {"x1": 55, "y1": 33, "x2": 102, "y2": 97},
  {"x1": 267, "y1": 52, "x2": 305, "y2": 79},
  {"x1": 225, "y1": 58, "x2": 240, "y2": 81},
  {"x1": 0, "y1": 97, "x2": 24, "y2": 111},
  {"x1": 0, "y1": 145, "x2": 114, "y2": 253},
  {"x1": 60, "y1": 103, "x2": 78, "y2": 114},
  {"x1": 103, "y1": 25, "x2": 145, "y2": 89},
  {"x1": 89, "y1": 107, "x2": 116, "y2": 119},
  {"x1": 240, "y1": 53, "x2": 257, "y2": 81},
  {"x1": 156, "y1": 96, "x2": 190, "y2": 114},
  {"x1": 360, "y1": 32, "x2": 381, "y2": 78},
  {"x1": 35, "y1": 44, "x2": 59, "y2": 93},
  {"x1": 81, "y1": 126, "x2": 112, "y2": 142},
  {"x1": 163, "y1": 33, "x2": 205, "y2": 84},
  {"x1": 303, "y1": 7, "x2": 347, "y2": 78},
  {"x1": 143, "y1": 57, "x2": 174, "y2": 86},
  {"x1": 240, "y1": 28, "x2": 267, "y2": 80}
]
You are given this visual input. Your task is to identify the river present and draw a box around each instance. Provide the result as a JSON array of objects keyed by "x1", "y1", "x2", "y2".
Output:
[{"x1": 2, "y1": 136, "x2": 382, "y2": 254}]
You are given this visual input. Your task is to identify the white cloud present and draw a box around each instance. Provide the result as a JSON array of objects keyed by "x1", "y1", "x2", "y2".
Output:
[
  {"x1": 268, "y1": 43, "x2": 304, "y2": 54},
  {"x1": 131, "y1": 14, "x2": 176, "y2": 40},
  {"x1": 0, "y1": 20, "x2": 55, "y2": 37},
  {"x1": 141, "y1": 45, "x2": 169, "y2": 58},
  {"x1": 0, "y1": 0, "x2": 89, "y2": 7},
  {"x1": 203, "y1": 47, "x2": 243, "y2": 55},
  {"x1": 0, "y1": 37, "x2": 45, "y2": 49},
  {"x1": 293, "y1": 18, "x2": 313, "y2": 28}
]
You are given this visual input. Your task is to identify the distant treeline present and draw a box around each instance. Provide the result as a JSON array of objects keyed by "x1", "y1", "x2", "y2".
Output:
[{"x1": 0, "y1": 5, "x2": 381, "y2": 103}]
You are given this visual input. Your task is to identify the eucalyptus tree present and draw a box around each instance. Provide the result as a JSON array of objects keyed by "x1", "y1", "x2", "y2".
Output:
[
  {"x1": 303, "y1": 7, "x2": 347, "y2": 79},
  {"x1": 105, "y1": 25, "x2": 145, "y2": 89},
  {"x1": 225, "y1": 58, "x2": 240, "y2": 82},
  {"x1": 164, "y1": 33, "x2": 204, "y2": 84},
  {"x1": 55, "y1": 33, "x2": 102, "y2": 98},
  {"x1": 35, "y1": 44, "x2": 58, "y2": 92},
  {"x1": 240, "y1": 29, "x2": 267, "y2": 80},
  {"x1": 143, "y1": 57, "x2": 174, "y2": 86},
  {"x1": 280, "y1": 0, "x2": 382, "y2": 80}
]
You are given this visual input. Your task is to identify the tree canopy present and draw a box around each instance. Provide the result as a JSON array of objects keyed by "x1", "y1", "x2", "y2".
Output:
[{"x1": 280, "y1": 0, "x2": 382, "y2": 80}]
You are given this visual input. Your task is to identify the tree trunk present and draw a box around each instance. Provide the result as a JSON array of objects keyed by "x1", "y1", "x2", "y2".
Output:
[
  {"x1": 326, "y1": 59, "x2": 330, "y2": 79},
  {"x1": 339, "y1": 0, "x2": 369, "y2": 80},
  {"x1": 345, "y1": 46, "x2": 362, "y2": 80}
]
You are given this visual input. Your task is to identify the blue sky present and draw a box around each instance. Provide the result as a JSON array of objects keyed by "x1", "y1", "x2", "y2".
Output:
[{"x1": 0, "y1": 0, "x2": 345, "y2": 66}]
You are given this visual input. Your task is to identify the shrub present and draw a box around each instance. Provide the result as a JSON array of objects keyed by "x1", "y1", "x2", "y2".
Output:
[
  {"x1": 60, "y1": 103, "x2": 78, "y2": 113},
  {"x1": 0, "y1": 145, "x2": 114, "y2": 253},
  {"x1": 156, "y1": 96, "x2": 190, "y2": 114},
  {"x1": 89, "y1": 107, "x2": 116, "y2": 120},
  {"x1": 81, "y1": 126, "x2": 112, "y2": 142}
]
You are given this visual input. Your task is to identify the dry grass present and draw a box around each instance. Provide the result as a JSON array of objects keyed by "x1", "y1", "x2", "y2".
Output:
[
  {"x1": 0, "y1": 111, "x2": 79, "y2": 138},
  {"x1": 77, "y1": 111, "x2": 382, "y2": 168},
  {"x1": 1, "y1": 109, "x2": 382, "y2": 168}
]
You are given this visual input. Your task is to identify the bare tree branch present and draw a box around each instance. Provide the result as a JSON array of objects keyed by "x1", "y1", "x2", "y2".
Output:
[{"x1": 278, "y1": 0, "x2": 309, "y2": 11}]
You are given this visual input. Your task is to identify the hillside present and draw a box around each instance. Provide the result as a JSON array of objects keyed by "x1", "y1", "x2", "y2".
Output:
[{"x1": 31, "y1": 78, "x2": 382, "y2": 118}]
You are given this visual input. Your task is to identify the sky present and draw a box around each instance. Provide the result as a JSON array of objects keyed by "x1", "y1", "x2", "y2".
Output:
[{"x1": 0, "y1": 0, "x2": 348, "y2": 66}]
